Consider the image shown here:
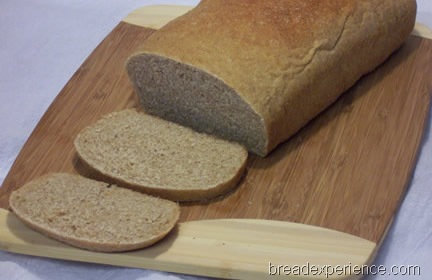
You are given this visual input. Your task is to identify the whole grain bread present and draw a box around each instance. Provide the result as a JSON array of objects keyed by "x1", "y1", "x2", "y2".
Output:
[
  {"x1": 9, "y1": 173, "x2": 180, "y2": 252},
  {"x1": 74, "y1": 109, "x2": 248, "y2": 202},
  {"x1": 126, "y1": 0, "x2": 417, "y2": 156}
]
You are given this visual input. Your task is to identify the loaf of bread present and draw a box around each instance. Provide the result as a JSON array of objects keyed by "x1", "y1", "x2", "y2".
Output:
[
  {"x1": 127, "y1": 0, "x2": 416, "y2": 156},
  {"x1": 74, "y1": 109, "x2": 248, "y2": 202},
  {"x1": 9, "y1": 173, "x2": 180, "y2": 252}
]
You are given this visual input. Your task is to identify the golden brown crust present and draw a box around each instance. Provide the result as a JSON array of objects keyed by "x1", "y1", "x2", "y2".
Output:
[{"x1": 129, "y1": 0, "x2": 417, "y2": 155}]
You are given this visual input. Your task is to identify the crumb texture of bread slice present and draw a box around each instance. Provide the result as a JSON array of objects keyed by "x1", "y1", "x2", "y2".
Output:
[
  {"x1": 74, "y1": 110, "x2": 248, "y2": 201},
  {"x1": 9, "y1": 173, "x2": 180, "y2": 252}
]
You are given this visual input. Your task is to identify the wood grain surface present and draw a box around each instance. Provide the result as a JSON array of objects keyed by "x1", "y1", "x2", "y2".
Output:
[
  {"x1": 0, "y1": 208, "x2": 375, "y2": 280},
  {"x1": 0, "y1": 6, "x2": 431, "y2": 279},
  {"x1": 1, "y1": 10, "x2": 432, "y2": 246}
]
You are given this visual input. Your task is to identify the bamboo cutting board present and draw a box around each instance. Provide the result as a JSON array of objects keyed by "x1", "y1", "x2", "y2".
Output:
[{"x1": 1, "y1": 5, "x2": 432, "y2": 280}]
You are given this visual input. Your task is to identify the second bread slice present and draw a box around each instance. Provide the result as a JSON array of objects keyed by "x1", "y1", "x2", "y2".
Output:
[
  {"x1": 74, "y1": 109, "x2": 248, "y2": 201},
  {"x1": 9, "y1": 173, "x2": 180, "y2": 252}
]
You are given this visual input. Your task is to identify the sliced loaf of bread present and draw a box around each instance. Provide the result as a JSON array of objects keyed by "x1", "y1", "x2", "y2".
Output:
[
  {"x1": 9, "y1": 173, "x2": 180, "y2": 252},
  {"x1": 74, "y1": 109, "x2": 248, "y2": 202},
  {"x1": 126, "y1": 0, "x2": 416, "y2": 156}
]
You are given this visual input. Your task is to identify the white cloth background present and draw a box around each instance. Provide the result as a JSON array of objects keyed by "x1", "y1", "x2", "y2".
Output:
[{"x1": 1, "y1": 1, "x2": 431, "y2": 279}]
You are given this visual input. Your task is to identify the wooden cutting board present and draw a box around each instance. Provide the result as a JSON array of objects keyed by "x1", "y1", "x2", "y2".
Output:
[{"x1": 1, "y1": 5, "x2": 432, "y2": 280}]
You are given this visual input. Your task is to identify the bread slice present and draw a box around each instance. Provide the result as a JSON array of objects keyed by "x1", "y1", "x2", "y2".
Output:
[
  {"x1": 9, "y1": 173, "x2": 180, "y2": 252},
  {"x1": 126, "y1": 0, "x2": 416, "y2": 156},
  {"x1": 74, "y1": 109, "x2": 248, "y2": 202}
]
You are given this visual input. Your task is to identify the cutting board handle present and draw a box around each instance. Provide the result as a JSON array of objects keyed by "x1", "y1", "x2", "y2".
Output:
[{"x1": 0, "y1": 208, "x2": 375, "y2": 280}]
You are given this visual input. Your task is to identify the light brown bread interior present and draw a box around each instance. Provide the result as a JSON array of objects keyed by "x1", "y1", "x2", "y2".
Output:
[
  {"x1": 128, "y1": 55, "x2": 266, "y2": 157},
  {"x1": 9, "y1": 173, "x2": 180, "y2": 252},
  {"x1": 127, "y1": 0, "x2": 417, "y2": 156},
  {"x1": 74, "y1": 109, "x2": 248, "y2": 202}
]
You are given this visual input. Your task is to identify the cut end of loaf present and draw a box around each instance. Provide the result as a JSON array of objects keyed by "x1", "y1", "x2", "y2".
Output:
[
  {"x1": 9, "y1": 173, "x2": 180, "y2": 252},
  {"x1": 126, "y1": 53, "x2": 268, "y2": 156},
  {"x1": 74, "y1": 110, "x2": 248, "y2": 202}
]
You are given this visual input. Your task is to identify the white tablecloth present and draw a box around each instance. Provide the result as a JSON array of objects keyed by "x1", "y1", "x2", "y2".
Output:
[{"x1": 1, "y1": 1, "x2": 431, "y2": 279}]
